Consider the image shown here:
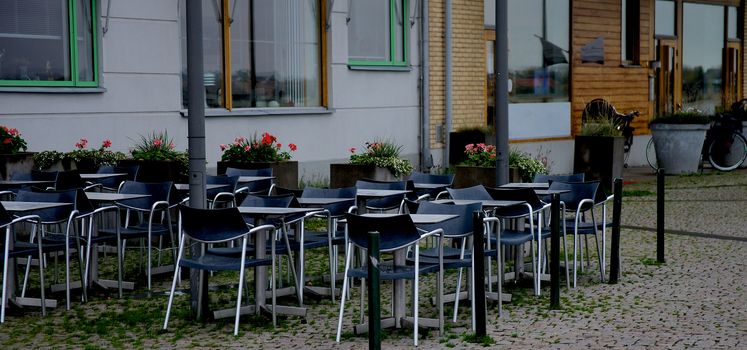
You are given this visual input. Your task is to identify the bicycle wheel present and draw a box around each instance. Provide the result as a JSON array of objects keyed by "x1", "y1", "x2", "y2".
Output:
[
  {"x1": 645, "y1": 138, "x2": 658, "y2": 171},
  {"x1": 707, "y1": 131, "x2": 747, "y2": 171}
]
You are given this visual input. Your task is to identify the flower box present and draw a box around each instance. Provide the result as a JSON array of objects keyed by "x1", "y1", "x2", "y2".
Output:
[
  {"x1": 453, "y1": 165, "x2": 519, "y2": 188},
  {"x1": 217, "y1": 161, "x2": 299, "y2": 189},
  {"x1": 573, "y1": 135, "x2": 624, "y2": 193},
  {"x1": 0, "y1": 152, "x2": 35, "y2": 180},
  {"x1": 118, "y1": 159, "x2": 187, "y2": 183},
  {"x1": 329, "y1": 163, "x2": 401, "y2": 188}
]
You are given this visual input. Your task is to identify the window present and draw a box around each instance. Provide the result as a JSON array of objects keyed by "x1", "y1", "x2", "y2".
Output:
[
  {"x1": 0, "y1": 0, "x2": 98, "y2": 87},
  {"x1": 507, "y1": 0, "x2": 569, "y2": 103},
  {"x1": 654, "y1": 0, "x2": 675, "y2": 37},
  {"x1": 347, "y1": 0, "x2": 407, "y2": 66},
  {"x1": 682, "y1": 3, "x2": 724, "y2": 114},
  {"x1": 180, "y1": 0, "x2": 322, "y2": 109},
  {"x1": 621, "y1": 0, "x2": 640, "y2": 64}
]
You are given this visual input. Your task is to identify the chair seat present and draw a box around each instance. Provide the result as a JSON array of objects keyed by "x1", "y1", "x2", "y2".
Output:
[
  {"x1": 563, "y1": 219, "x2": 598, "y2": 235},
  {"x1": 2, "y1": 242, "x2": 41, "y2": 258},
  {"x1": 409, "y1": 254, "x2": 471, "y2": 269},
  {"x1": 499, "y1": 229, "x2": 534, "y2": 246},
  {"x1": 98, "y1": 223, "x2": 171, "y2": 239},
  {"x1": 179, "y1": 253, "x2": 272, "y2": 271},
  {"x1": 348, "y1": 262, "x2": 440, "y2": 280},
  {"x1": 421, "y1": 246, "x2": 464, "y2": 260}
]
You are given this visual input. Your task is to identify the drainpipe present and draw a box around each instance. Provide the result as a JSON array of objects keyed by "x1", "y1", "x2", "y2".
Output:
[
  {"x1": 443, "y1": 0, "x2": 453, "y2": 168},
  {"x1": 420, "y1": 0, "x2": 431, "y2": 170}
]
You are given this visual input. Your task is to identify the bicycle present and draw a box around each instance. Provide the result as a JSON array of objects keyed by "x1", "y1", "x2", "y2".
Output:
[
  {"x1": 582, "y1": 99, "x2": 640, "y2": 167},
  {"x1": 646, "y1": 107, "x2": 747, "y2": 172}
]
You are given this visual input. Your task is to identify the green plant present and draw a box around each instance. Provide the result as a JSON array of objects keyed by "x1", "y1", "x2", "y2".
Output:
[
  {"x1": 66, "y1": 138, "x2": 126, "y2": 167},
  {"x1": 32, "y1": 150, "x2": 65, "y2": 170},
  {"x1": 462, "y1": 143, "x2": 496, "y2": 167},
  {"x1": 348, "y1": 139, "x2": 413, "y2": 177},
  {"x1": 509, "y1": 149, "x2": 548, "y2": 182},
  {"x1": 0, "y1": 125, "x2": 28, "y2": 154},
  {"x1": 580, "y1": 118, "x2": 622, "y2": 137},
  {"x1": 650, "y1": 110, "x2": 710, "y2": 125},
  {"x1": 130, "y1": 131, "x2": 188, "y2": 171},
  {"x1": 219, "y1": 132, "x2": 297, "y2": 163}
]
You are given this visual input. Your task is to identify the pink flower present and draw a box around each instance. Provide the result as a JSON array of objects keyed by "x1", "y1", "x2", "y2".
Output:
[
  {"x1": 153, "y1": 139, "x2": 163, "y2": 147},
  {"x1": 102, "y1": 139, "x2": 112, "y2": 148},
  {"x1": 75, "y1": 138, "x2": 88, "y2": 149},
  {"x1": 168, "y1": 142, "x2": 175, "y2": 149},
  {"x1": 9, "y1": 128, "x2": 18, "y2": 136},
  {"x1": 288, "y1": 143, "x2": 297, "y2": 151},
  {"x1": 244, "y1": 145, "x2": 251, "y2": 152},
  {"x1": 349, "y1": 147, "x2": 357, "y2": 154},
  {"x1": 220, "y1": 144, "x2": 227, "y2": 151}
]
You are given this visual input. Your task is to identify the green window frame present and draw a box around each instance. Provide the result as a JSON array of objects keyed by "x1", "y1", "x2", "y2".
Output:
[
  {"x1": 0, "y1": 0, "x2": 98, "y2": 88},
  {"x1": 348, "y1": 0, "x2": 408, "y2": 67}
]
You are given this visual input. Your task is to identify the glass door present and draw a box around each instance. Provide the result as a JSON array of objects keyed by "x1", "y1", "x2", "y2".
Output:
[{"x1": 655, "y1": 37, "x2": 681, "y2": 116}]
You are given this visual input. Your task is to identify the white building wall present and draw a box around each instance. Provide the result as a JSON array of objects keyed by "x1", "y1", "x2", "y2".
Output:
[{"x1": 0, "y1": 0, "x2": 422, "y2": 184}]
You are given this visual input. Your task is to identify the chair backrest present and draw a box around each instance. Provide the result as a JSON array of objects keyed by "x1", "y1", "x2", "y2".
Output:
[
  {"x1": 0, "y1": 201, "x2": 13, "y2": 227},
  {"x1": 274, "y1": 186, "x2": 304, "y2": 197},
  {"x1": 548, "y1": 180, "x2": 600, "y2": 212},
  {"x1": 533, "y1": 173, "x2": 585, "y2": 183},
  {"x1": 55, "y1": 170, "x2": 85, "y2": 190},
  {"x1": 96, "y1": 165, "x2": 139, "y2": 189},
  {"x1": 416, "y1": 201, "x2": 480, "y2": 238},
  {"x1": 355, "y1": 179, "x2": 407, "y2": 210},
  {"x1": 10, "y1": 172, "x2": 33, "y2": 181},
  {"x1": 408, "y1": 172, "x2": 455, "y2": 185},
  {"x1": 485, "y1": 187, "x2": 543, "y2": 218},
  {"x1": 301, "y1": 186, "x2": 356, "y2": 216},
  {"x1": 206, "y1": 175, "x2": 239, "y2": 196},
  {"x1": 16, "y1": 188, "x2": 77, "y2": 222},
  {"x1": 227, "y1": 167, "x2": 273, "y2": 193},
  {"x1": 239, "y1": 193, "x2": 295, "y2": 208},
  {"x1": 345, "y1": 213, "x2": 420, "y2": 252},
  {"x1": 117, "y1": 180, "x2": 173, "y2": 210},
  {"x1": 178, "y1": 205, "x2": 251, "y2": 243},
  {"x1": 446, "y1": 185, "x2": 492, "y2": 200},
  {"x1": 31, "y1": 170, "x2": 58, "y2": 182}
]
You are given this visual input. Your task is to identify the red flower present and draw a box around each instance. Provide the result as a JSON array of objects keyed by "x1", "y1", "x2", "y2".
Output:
[
  {"x1": 2, "y1": 138, "x2": 11, "y2": 145},
  {"x1": 288, "y1": 143, "x2": 297, "y2": 151},
  {"x1": 102, "y1": 139, "x2": 112, "y2": 148},
  {"x1": 220, "y1": 144, "x2": 227, "y2": 151},
  {"x1": 276, "y1": 143, "x2": 282, "y2": 149},
  {"x1": 244, "y1": 145, "x2": 251, "y2": 152},
  {"x1": 261, "y1": 132, "x2": 275, "y2": 146},
  {"x1": 75, "y1": 138, "x2": 88, "y2": 149},
  {"x1": 349, "y1": 147, "x2": 357, "y2": 154},
  {"x1": 9, "y1": 128, "x2": 18, "y2": 136},
  {"x1": 153, "y1": 139, "x2": 163, "y2": 147}
]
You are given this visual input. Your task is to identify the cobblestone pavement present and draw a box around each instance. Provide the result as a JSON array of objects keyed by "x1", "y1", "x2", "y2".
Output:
[{"x1": 1, "y1": 168, "x2": 745, "y2": 349}]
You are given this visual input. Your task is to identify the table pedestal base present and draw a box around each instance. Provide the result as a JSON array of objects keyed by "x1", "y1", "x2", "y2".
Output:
[
  {"x1": 354, "y1": 316, "x2": 441, "y2": 335},
  {"x1": 213, "y1": 304, "x2": 307, "y2": 320}
]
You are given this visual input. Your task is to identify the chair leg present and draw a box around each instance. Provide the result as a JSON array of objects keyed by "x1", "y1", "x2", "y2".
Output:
[
  {"x1": 1, "y1": 228, "x2": 10, "y2": 323},
  {"x1": 453, "y1": 267, "x2": 463, "y2": 323},
  {"x1": 234, "y1": 266, "x2": 245, "y2": 336},
  {"x1": 336, "y1": 243, "x2": 353, "y2": 343},
  {"x1": 163, "y1": 261, "x2": 181, "y2": 331}
]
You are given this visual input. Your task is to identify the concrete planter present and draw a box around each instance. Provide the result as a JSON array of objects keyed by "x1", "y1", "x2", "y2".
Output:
[
  {"x1": 329, "y1": 163, "x2": 400, "y2": 188},
  {"x1": 118, "y1": 159, "x2": 187, "y2": 183},
  {"x1": 217, "y1": 161, "x2": 299, "y2": 189},
  {"x1": 573, "y1": 135, "x2": 625, "y2": 193},
  {"x1": 453, "y1": 165, "x2": 519, "y2": 188},
  {"x1": 0, "y1": 152, "x2": 35, "y2": 180},
  {"x1": 650, "y1": 123, "x2": 709, "y2": 175}
]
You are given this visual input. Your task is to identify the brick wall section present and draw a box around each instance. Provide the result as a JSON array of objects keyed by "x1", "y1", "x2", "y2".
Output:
[{"x1": 429, "y1": 0, "x2": 485, "y2": 149}]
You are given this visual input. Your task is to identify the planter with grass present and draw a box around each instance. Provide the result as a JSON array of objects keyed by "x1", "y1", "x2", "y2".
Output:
[{"x1": 649, "y1": 111, "x2": 710, "y2": 175}]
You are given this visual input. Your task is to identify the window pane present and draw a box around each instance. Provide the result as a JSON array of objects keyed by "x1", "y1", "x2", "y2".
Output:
[
  {"x1": 508, "y1": 0, "x2": 569, "y2": 103},
  {"x1": 682, "y1": 3, "x2": 723, "y2": 114},
  {"x1": 655, "y1": 0, "x2": 675, "y2": 37},
  {"x1": 393, "y1": 0, "x2": 405, "y2": 62},
  {"x1": 348, "y1": 0, "x2": 390, "y2": 61},
  {"x1": 180, "y1": 0, "x2": 224, "y2": 108},
  {"x1": 0, "y1": 0, "x2": 70, "y2": 81},
  {"x1": 76, "y1": 0, "x2": 94, "y2": 82},
  {"x1": 728, "y1": 6, "x2": 738, "y2": 40},
  {"x1": 621, "y1": 0, "x2": 627, "y2": 61},
  {"x1": 230, "y1": 0, "x2": 320, "y2": 108}
]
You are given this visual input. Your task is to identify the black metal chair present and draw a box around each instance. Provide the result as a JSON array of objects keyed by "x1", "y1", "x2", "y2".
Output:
[
  {"x1": 163, "y1": 205, "x2": 277, "y2": 335},
  {"x1": 408, "y1": 171, "x2": 454, "y2": 199},
  {"x1": 0, "y1": 202, "x2": 44, "y2": 323},
  {"x1": 93, "y1": 165, "x2": 139, "y2": 192},
  {"x1": 336, "y1": 213, "x2": 444, "y2": 346},
  {"x1": 96, "y1": 181, "x2": 176, "y2": 291},
  {"x1": 355, "y1": 179, "x2": 407, "y2": 212},
  {"x1": 446, "y1": 185, "x2": 492, "y2": 200},
  {"x1": 548, "y1": 180, "x2": 602, "y2": 288},
  {"x1": 226, "y1": 167, "x2": 274, "y2": 196},
  {"x1": 205, "y1": 175, "x2": 239, "y2": 208}
]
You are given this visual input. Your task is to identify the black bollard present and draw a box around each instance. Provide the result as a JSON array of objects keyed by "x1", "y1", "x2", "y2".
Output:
[
  {"x1": 609, "y1": 178, "x2": 623, "y2": 284},
  {"x1": 367, "y1": 231, "x2": 381, "y2": 350},
  {"x1": 472, "y1": 211, "x2": 486, "y2": 337},
  {"x1": 550, "y1": 193, "x2": 560, "y2": 309},
  {"x1": 656, "y1": 168, "x2": 665, "y2": 263}
]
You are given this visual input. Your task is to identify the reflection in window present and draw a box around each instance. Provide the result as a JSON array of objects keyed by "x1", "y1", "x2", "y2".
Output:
[
  {"x1": 0, "y1": 0, "x2": 97, "y2": 86},
  {"x1": 728, "y1": 6, "x2": 738, "y2": 40},
  {"x1": 507, "y1": 0, "x2": 569, "y2": 103},
  {"x1": 348, "y1": 0, "x2": 407, "y2": 66},
  {"x1": 180, "y1": 0, "x2": 321, "y2": 109},
  {"x1": 682, "y1": 3, "x2": 723, "y2": 114},
  {"x1": 655, "y1": 0, "x2": 675, "y2": 37}
]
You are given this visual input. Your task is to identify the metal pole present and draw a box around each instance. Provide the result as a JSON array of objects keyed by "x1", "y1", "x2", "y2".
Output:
[
  {"x1": 656, "y1": 168, "x2": 665, "y2": 263},
  {"x1": 472, "y1": 211, "x2": 486, "y2": 337},
  {"x1": 494, "y1": 0, "x2": 509, "y2": 185},
  {"x1": 550, "y1": 193, "x2": 560, "y2": 309},
  {"x1": 367, "y1": 232, "x2": 381, "y2": 350},
  {"x1": 186, "y1": 0, "x2": 208, "y2": 320},
  {"x1": 609, "y1": 178, "x2": 623, "y2": 284},
  {"x1": 444, "y1": 0, "x2": 453, "y2": 167}
]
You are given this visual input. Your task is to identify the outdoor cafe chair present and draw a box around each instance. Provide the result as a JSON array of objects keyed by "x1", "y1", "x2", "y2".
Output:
[
  {"x1": 96, "y1": 180, "x2": 176, "y2": 291},
  {"x1": 15, "y1": 189, "x2": 82, "y2": 310},
  {"x1": 336, "y1": 213, "x2": 444, "y2": 346},
  {"x1": 164, "y1": 205, "x2": 277, "y2": 336},
  {"x1": 205, "y1": 175, "x2": 239, "y2": 208},
  {"x1": 300, "y1": 186, "x2": 357, "y2": 301},
  {"x1": 0, "y1": 202, "x2": 45, "y2": 323},
  {"x1": 92, "y1": 165, "x2": 139, "y2": 192},
  {"x1": 446, "y1": 185, "x2": 492, "y2": 201},
  {"x1": 532, "y1": 173, "x2": 585, "y2": 184},
  {"x1": 411, "y1": 201, "x2": 483, "y2": 324},
  {"x1": 226, "y1": 167, "x2": 274, "y2": 196},
  {"x1": 408, "y1": 171, "x2": 454, "y2": 199},
  {"x1": 548, "y1": 180, "x2": 602, "y2": 288},
  {"x1": 355, "y1": 179, "x2": 408, "y2": 212}
]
